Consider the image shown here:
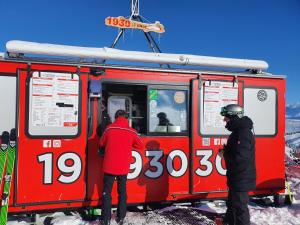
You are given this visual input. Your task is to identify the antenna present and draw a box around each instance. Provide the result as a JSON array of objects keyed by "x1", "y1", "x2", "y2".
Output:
[{"x1": 131, "y1": 0, "x2": 139, "y2": 18}]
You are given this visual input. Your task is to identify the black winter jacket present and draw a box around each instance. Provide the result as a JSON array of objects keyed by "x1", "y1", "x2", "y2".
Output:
[{"x1": 223, "y1": 116, "x2": 256, "y2": 192}]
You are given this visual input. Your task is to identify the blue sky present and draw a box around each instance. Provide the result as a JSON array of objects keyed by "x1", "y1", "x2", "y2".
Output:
[{"x1": 1, "y1": 0, "x2": 299, "y2": 104}]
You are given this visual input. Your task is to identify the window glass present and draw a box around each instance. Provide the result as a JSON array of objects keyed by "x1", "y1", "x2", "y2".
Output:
[
  {"x1": 108, "y1": 96, "x2": 132, "y2": 123},
  {"x1": 149, "y1": 89, "x2": 188, "y2": 134},
  {"x1": 0, "y1": 76, "x2": 16, "y2": 134},
  {"x1": 244, "y1": 88, "x2": 276, "y2": 135},
  {"x1": 28, "y1": 71, "x2": 80, "y2": 136}
]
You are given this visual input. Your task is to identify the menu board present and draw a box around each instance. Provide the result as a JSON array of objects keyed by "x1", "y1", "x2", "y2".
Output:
[
  {"x1": 31, "y1": 72, "x2": 79, "y2": 128},
  {"x1": 203, "y1": 81, "x2": 238, "y2": 129}
]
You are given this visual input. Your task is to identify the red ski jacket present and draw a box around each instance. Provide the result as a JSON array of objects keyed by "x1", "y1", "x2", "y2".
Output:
[{"x1": 99, "y1": 117, "x2": 143, "y2": 175}]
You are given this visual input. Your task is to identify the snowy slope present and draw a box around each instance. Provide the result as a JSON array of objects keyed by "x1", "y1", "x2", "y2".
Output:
[
  {"x1": 286, "y1": 119, "x2": 300, "y2": 163},
  {"x1": 286, "y1": 119, "x2": 300, "y2": 134},
  {"x1": 286, "y1": 103, "x2": 300, "y2": 119}
]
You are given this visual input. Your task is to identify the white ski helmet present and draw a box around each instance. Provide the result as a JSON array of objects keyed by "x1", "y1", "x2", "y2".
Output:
[{"x1": 220, "y1": 104, "x2": 244, "y2": 118}]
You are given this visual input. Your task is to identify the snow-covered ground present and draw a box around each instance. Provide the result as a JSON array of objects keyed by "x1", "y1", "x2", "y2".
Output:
[
  {"x1": 7, "y1": 119, "x2": 300, "y2": 225},
  {"x1": 6, "y1": 174, "x2": 300, "y2": 225},
  {"x1": 7, "y1": 185, "x2": 300, "y2": 225}
]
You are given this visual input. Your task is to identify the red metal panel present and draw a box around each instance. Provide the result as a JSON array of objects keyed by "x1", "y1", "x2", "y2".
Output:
[
  {"x1": 15, "y1": 65, "x2": 88, "y2": 205},
  {"x1": 0, "y1": 61, "x2": 26, "y2": 73},
  {"x1": 243, "y1": 77, "x2": 286, "y2": 194},
  {"x1": 190, "y1": 79, "x2": 228, "y2": 193},
  {"x1": 190, "y1": 75, "x2": 286, "y2": 195},
  {"x1": 86, "y1": 70, "x2": 192, "y2": 205},
  {"x1": 86, "y1": 75, "x2": 103, "y2": 202},
  {"x1": 125, "y1": 137, "x2": 190, "y2": 204}
]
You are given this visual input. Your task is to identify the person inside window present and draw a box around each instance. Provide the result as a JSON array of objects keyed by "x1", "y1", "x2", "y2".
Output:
[
  {"x1": 97, "y1": 99, "x2": 111, "y2": 136},
  {"x1": 157, "y1": 112, "x2": 173, "y2": 126}
]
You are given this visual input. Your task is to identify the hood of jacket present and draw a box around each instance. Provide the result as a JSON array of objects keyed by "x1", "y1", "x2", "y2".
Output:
[{"x1": 225, "y1": 116, "x2": 253, "y2": 132}]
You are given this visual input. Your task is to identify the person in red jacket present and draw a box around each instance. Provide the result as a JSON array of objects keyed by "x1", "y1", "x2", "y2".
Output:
[{"x1": 99, "y1": 109, "x2": 143, "y2": 225}]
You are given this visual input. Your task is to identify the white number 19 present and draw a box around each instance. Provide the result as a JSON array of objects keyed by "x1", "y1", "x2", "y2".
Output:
[{"x1": 38, "y1": 152, "x2": 82, "y2": 184}]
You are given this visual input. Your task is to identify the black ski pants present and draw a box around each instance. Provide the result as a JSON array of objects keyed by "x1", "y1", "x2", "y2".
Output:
[
  {"x1": 101, "y1": 173, "x2": 127, "y2": 223},
  {"x1": 224, "y1": 189, "x2": 250, "y2": 225}
]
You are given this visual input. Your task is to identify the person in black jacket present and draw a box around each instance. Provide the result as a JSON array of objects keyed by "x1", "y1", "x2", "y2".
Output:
[{"x1": 219, "y1": 104, "x2": 256, "y2": 225}]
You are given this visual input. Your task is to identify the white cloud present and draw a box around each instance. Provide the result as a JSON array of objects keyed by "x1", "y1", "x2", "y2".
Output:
[{"x1": 287, "y1": 102, "x2": 300, "y2": 109}]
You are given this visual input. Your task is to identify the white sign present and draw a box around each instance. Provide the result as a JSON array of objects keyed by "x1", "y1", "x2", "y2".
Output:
[
  {"x1": 31, "y1": 72, "x2": 79, "y2": 128},
  {"x1": 105, "y1": 16, "x2": 165, "y2": 33},
  {"x1": 203, "y1": 81, "x2": 238, "y2": 129}
]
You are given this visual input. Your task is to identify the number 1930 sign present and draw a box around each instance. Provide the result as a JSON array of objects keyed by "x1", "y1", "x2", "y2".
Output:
[{"x1": 105, "y1": 16, "x2": 165, "y2": 34}]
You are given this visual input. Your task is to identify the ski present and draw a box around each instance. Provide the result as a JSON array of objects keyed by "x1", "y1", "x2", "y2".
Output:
[
  {"x1": 0, "y1": 129, "x2": 16, "y2": 225},
  {"x1": 0, "y1": 131, "x2": 9, "y2": 195}
]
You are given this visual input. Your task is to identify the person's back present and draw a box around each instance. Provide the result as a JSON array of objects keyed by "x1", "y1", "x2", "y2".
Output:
[
  {"x1": 100, "y1": 116, "x2": 143, "y2": 175},
  {"x1": 99, "y1": 109, "x2": 143, "y2": 225}
]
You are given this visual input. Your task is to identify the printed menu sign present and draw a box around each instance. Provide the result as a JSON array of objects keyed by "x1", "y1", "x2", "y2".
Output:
[
  {"x1": 203, "y1": 81, "x2": 238, "y2": 128},
  {"x1": 31, "y1": 72, "x2": 79, "y2": 128}
]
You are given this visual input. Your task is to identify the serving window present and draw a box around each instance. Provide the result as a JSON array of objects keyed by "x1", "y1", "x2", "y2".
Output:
[
  {"x1": 28, "y1": 71, "x2": 80, "y2": 136},
  {"x1": 148, "y1": 88, "x2": 188, "y2": 135}
]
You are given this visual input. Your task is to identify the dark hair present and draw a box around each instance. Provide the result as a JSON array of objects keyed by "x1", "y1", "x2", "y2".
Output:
[{"x1": 115, "y1": 109, "x2": 128, "y2": 119}]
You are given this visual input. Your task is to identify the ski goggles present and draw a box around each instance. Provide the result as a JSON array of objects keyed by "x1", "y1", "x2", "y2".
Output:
[{"x1": 220, "y1": 107, "x2": 228, "y2": 116}]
